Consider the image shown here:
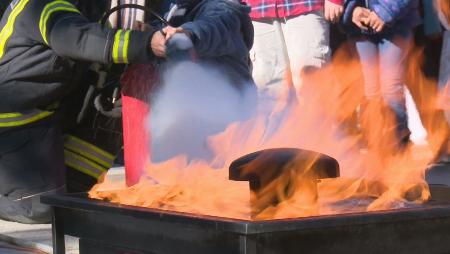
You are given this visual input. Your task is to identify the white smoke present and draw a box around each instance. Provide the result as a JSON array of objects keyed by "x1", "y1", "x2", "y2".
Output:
[{"x1": 148, "y1": 61, "x2": 256, "y2": 163}]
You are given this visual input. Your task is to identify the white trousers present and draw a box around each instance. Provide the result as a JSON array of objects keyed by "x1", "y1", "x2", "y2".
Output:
[{"x1": 250, "y1": 11, "x2": 331, "y2": 108}]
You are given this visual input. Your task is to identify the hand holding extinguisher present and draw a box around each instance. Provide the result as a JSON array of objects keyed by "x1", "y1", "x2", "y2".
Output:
[{"x1": 165, "y1": 31, "x2": 197, "y2": 61}]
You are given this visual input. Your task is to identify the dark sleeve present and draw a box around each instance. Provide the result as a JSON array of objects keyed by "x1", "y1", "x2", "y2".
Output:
[
  {"x1": 372, "y1": 0, "x2": 416, "y2": 25},
  {"x1": 180, "y1": 3, "x2": 243, "y2": 58},
  {"x1": 37, "y1": 1, "x2": 157, "y2": 64},
  {"x1": 342, "y1": 0, "x2": 362, "y2": 26}
]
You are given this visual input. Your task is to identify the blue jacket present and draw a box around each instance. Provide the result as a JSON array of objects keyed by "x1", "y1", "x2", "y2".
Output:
[
  {"x1": 166, "y1": 0, "x2": 255, "y2": 91},
  {"x1": 342, "y1": 0, "x2": 421, "y2": 36}
]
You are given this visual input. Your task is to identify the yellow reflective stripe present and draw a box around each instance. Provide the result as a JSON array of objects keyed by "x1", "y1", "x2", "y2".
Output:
[
  {"x1": 64, "y1": 136, "x2": 114, "y2": 168},
  {"x1": 0, "y1": 111, "x2": 53, "y2": 127},
  {"x1": 123, "y1": 30, "x2": 131, "y2": 64},
  {"x1": 65, "y1": 159, "x2": 101, "y2": 179},
  {"x1": 39, "y1": 1, "x2": 80, "y2": 45},
  {"x1": 0, "y1": 113, "x2": 22, "y2": 119},
  {"x1": 64, "y1": 143, "x2": 113, "y2": 168},
  {"x1": 66, "y1": 135, "x2": 115, "y2": 161},
  {"x1": 112, "y1": 30, "x2": 131, "y2": 63},
  {"x1": 112, "y1": 30, "x2": 123, "y2": 63},
  {"x1": 39, "y1": 1, "x2": 74, "y2": 30},
  {"x1": 42, "y1": 6, "x2": 80, "y2": 44},
  {"x1": 0, "y1": 0, "x2": 31, "y2": 59},
  {"x1": 64, "y1": 150, "x2": 107, "y2": 179},
  {"x1": 39, "y1": 1, "x2": 80, "y2": 36}
]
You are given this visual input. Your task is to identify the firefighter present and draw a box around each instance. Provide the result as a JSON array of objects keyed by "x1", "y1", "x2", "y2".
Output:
[{"x1": 0, "y1": 0, "x2": 165, "y2": 223}]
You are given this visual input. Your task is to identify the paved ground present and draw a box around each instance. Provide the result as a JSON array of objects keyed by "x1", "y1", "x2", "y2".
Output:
[
  {"x1": 0, "y1": 220, "x2": 78, "y2": 254},
  {"x1": 0, "y1": 167, "x2": 125, "y2": 254},
  {"x1": 0, "y1": 242, "x2": 44, "y2": 254}
]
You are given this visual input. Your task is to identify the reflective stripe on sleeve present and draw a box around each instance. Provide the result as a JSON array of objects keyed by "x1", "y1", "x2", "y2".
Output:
[
  {"x1": 64, "y1": 135, "x2": 115, "y2": 169},
  {"x1": 39, "y1": 0, "x2": 80, "y2": 45},
  {"x1": 64, "y1": 149, "x2": 107, "y2": 179},
  {"x1": 0, "y1": 110, "x2": 53, "y2": 127},
  {"x1": 112, "y1": 30, "x2": 131, "y2": 64},
  {"x1": 0, "y1": 0, "x2": 31, "y2": 59},
  {"x1": 123, "y1": 30, "x2": 131, "y2": 63},
  {"x1": 112, "y1": 30, "x2": 122, "y2": 63}
]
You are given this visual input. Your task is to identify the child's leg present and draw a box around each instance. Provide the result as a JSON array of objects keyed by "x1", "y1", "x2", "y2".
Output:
[
  {"x1": 352, "y1": 38, "x2": 381, "y2": 149},
  {"x1": 439, "y1": 31, "x2": 450, "y2": 126},
  {"x1": 439, "y1": 31, "x2": 450, "y2": 159},
  {"x1": 379, "y1": 33, "x2": 413, "y2": 144},
  {"x1": 353, "y1": 38, "x2": 380, "y2": 99}
]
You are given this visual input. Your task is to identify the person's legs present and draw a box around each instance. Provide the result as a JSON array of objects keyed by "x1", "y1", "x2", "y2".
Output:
[
  {"x1": 407, "y1": 27, "x2": 449, "y2": 160},
  {"x1": 438, "y1": 30, "x2": 450, "y2": 160},
  {"x1": 439, "y1": 31, "x2": 450, "y2": 126},
  {"x1": 353, "y1": 38, "x2": 380, "y2": 99},
  {"x1": 379, "y1": 33, "x2": 413, "y2": 146},
  {"x1": 0, "y1": 119, "x2": 65, "y2": 224},
  {"x1": 283, "y1": 11, "x2": 331, "y2": 94},
  {"x1": 352, "y1": 38, "x2": 382, "y2": 150},
  {"x1": 444, "y1": 82, "x2": 450, "y2": 126},
  {"x1": 250, "y1": 19, "x2": 287, "y2": 114}
]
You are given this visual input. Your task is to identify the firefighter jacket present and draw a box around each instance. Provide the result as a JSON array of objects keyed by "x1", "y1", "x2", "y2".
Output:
[{"x1": 0, "y1": 0, "x2": 157, "y2": 124}]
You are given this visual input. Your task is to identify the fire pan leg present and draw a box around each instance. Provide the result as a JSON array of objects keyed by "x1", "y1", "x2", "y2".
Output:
[
  {"x1": 52, "y1": 208, "x2": 66, "y2": 254},
  {"x1": 239, "y1": 235, "x2": 257, "y2": 254}
]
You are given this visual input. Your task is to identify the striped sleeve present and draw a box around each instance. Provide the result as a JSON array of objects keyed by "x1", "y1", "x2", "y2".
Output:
[
  {"x1": 112, "y1": 29, "x2": 132, "y2": 64},
  {"x1": 0, "y1": 0, "x2": 32, "y2": 59},
  {"x1": 342, "y1": 0, "x2": 361, "y2": 26},
  {"x1": 110, "y1": 28, "x2": 156, "y2": 64},
  {"x1": 34, "y1": 0, "x2": 157, "y2": 64},
  {"x1": 39, "y1": 0, "x2": 80, "y2": 45}
]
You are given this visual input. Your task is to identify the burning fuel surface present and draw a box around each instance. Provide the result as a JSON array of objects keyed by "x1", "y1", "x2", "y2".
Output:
[{"x1": 89, "y1": 45, "x2": 449, "y2": 221}]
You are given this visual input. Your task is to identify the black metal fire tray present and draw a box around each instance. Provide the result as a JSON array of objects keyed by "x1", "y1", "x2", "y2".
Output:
[{"x1": 42, "y1": 193, "x2": 450, "y2": 254}]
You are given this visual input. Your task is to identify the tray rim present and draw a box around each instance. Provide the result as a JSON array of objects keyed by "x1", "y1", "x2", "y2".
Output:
[{"x1": 41, "y1": 193, "x2": 450, "y2": 235}]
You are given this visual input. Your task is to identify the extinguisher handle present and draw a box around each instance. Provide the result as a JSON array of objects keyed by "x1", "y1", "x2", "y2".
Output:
[
  {"x1": 166, "y1": 33, "x2": 197, "y2": 61},
  {"x1": 100, "y1": 4, "x2": 169, "y2": 28}
]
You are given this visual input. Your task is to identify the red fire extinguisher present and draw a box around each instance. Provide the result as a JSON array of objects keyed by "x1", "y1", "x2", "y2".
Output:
[
  {"x1": 120, "y1": 64, "x2": 157, "y2": 186},
  {"x1": 102, "y1": 3, "x2": 168, "y2": 186}
]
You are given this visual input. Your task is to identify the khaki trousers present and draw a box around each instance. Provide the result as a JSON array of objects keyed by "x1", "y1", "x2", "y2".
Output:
[{"x1": 250, "y1": 11, "x2": 331, "y2": 111}]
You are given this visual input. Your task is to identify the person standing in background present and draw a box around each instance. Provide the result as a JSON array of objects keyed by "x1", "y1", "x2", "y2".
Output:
[
  {"x1": 341, "y1": 0, "x2": 422, "y2": 150},
  {"x1": 242, "y1": 0, "x2": 344, "y2": 112},
  {"x1": 435, "y1": 0, "x2": 450, "y2": 163},
  {"x1": 436, "y1": 0, "x2": 449, "y2": 126}
]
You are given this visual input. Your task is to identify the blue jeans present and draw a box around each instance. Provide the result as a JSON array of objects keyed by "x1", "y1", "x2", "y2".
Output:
[{"x1": 352, "y1": 32, "x2": 413, "y2": 144}]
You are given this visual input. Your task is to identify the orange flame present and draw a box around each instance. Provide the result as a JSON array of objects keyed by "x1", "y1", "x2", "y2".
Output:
[
  {"x1": 435, "y1": 0, "x2": 450, "y2": 24},
  {"x1": 90, "y1": 43, "x2": 449, "y2": 221}
]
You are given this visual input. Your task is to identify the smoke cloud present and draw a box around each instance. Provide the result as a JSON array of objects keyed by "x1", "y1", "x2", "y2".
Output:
[{"x1": 148, "y1": 61, "x2": 256, "y2": 163}]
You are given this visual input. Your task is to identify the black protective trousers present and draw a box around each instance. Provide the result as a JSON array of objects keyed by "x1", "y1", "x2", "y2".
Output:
[{"x1": 0, "y1": 118, "x2": 65, "y2": 224}]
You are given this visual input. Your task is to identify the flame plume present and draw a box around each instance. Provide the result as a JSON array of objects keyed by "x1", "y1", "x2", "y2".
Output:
[{"x1": 90, "y1": 43, "x2": 449, "y2": 221}]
